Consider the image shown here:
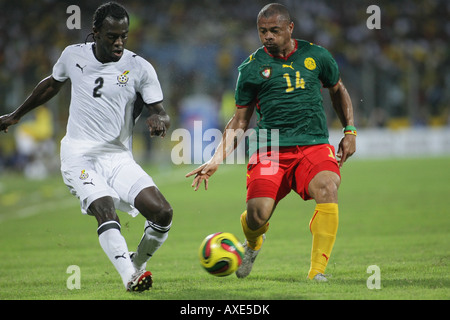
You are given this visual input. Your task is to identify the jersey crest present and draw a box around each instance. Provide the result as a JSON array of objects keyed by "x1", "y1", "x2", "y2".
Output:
[
  {"x1": 116, "y1": 70, "x2": 130, "y2": 87},
  {"x1": 79, "y1": 170, "x2": 89, "y2": 180},
  {"x1": 259, "y1": 66, "x2": 272, "y2": 79},
  {"x1": 304, "y1": 57, "x2": 316, "y2": 70}
]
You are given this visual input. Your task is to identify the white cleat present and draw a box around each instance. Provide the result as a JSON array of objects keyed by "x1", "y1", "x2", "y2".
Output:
[
  {"x1": 311, "y1": 273, "x2": 331, "y2": 282},
  {"x1": 236, "y1": 234, "x2": 265, "y2": 279}
]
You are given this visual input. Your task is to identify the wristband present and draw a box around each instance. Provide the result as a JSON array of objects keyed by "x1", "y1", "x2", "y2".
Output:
[{"x1": 343, "y1": 125, "x2": 357, "y2": 136}]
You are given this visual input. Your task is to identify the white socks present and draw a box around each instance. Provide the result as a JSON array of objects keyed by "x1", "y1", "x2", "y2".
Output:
[
  {"x1": 132, "y1": 220, "x2": 171, "y2": 270},
  {"x1": 97, "y1": 220, "x2": 171, "y2": 288},
  {"x1": 97, "y1": 221, "x2": 135, "y2": 288}
]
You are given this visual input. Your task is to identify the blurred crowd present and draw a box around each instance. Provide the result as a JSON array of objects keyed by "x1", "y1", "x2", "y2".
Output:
[{"x1": 0, "y1": 0, "x2": 449, "y2": 173}]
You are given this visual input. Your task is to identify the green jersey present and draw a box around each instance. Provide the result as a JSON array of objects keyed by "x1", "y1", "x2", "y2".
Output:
[{"x1": 235, "y1": 39, "x2": 340, "y2": 147}]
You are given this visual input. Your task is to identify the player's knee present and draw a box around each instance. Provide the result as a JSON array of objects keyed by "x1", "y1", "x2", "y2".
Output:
[
  {"x1": 309, "y1": 172, "x2": 340, "y2": 202},
  {"x1": 246, "y1": 198, "x2": 274, "y2": 230},
  {"x1": 135, "y1": 187, "x2": 173, "y2": 226},
  {"x1": 246, "y1": 208, "x2": 269, "y2": 230},
  {"x1": 89, "y1": 197, "x2": 119, "y2": 226},
  {"x1": 321, "y1": 178, "x2": 339, "y2": 197},
  {"x1": 141, "y1": 201, "x2": 173, "y2": 227},
  {"x1": 155, "y1": 203, "x2": 173, "y2": 226}
]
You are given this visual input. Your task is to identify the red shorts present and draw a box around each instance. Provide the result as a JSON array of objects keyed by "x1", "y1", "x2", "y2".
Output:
[{"x1": 246, "y1": 144, "x2": 340, "y2": 203}]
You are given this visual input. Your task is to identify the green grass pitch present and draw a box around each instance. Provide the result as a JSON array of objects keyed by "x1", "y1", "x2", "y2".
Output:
[{"x1": 0, "y1": 157, "x2": 448, "y2": 301}]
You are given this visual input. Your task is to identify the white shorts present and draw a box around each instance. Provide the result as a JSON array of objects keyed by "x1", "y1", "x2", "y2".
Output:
[{"x1": 60, "y1": 142, "x2": 156, "y2": 217}]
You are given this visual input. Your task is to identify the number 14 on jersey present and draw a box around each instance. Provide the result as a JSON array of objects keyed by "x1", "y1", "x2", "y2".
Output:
[{"x1": 283, "y1": 71, "x2": 305, "y2": 92}]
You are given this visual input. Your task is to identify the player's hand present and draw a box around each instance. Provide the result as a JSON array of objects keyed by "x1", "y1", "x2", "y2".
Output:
[
  {"x1": 0, "y1": 113, "x2": 19, "y2": 133},
  {"x1": 186, "y1": 162, "x2": 219, "y2": 191},
  {"x1": 336, "y1": 134, "x2": 356, "y2": 168},
  {"x1": 146, "y1": 114, "x2": 167, "y2": 137}
]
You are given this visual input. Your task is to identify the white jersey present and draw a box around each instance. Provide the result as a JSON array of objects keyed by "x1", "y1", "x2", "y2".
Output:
[{"x1": 52, "y1": 42, "x2": 163, "y2": 153}]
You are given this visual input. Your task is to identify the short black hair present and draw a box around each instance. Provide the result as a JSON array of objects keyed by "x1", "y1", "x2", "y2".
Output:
[
  {"x1": 93, "y1": 1, "x2": 129, "y2": 30},
  {"x1": 257, "y1": 3, "x2": 292, "y2": 23}
]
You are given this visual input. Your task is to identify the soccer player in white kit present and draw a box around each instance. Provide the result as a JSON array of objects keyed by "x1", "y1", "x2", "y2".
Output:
[{"x1": 0, "y1": 2, "x2": 172, "y2": 292}]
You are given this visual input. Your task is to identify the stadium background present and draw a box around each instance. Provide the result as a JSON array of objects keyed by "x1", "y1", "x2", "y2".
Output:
[{"x1": 0, "y1": 0, "x2": 448, "y2": 175}]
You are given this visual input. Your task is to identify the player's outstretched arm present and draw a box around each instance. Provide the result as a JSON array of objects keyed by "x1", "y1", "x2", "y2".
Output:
[
  {"x1": 186, "y1": 104, "x2": 255, "y2": 191},
  {"x1": 0, "y1": 76, "x2": 65, "y2": 133},
  {"x1": 328, "y1": 78, "x2": 356, "y2": 167}
]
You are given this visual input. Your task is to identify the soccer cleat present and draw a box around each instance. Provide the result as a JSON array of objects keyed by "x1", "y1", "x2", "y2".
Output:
[
  {"x1": 311, "y1": 273, "x2": 331, "y2": 282},
  {"x1": 127, "y1": 270, "x2": 153, "y2": 292},
  {"x1": 235, "y1": 234, "x2": 265, "y2": 279}
]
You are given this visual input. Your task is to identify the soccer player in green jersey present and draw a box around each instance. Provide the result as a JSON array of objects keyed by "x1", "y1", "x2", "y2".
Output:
[{"x1": 187, "y1": 3, "x2": 356, "y2": 282}]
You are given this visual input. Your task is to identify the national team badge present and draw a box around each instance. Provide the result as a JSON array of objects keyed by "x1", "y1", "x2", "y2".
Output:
[
  {"x1": 304, "y1": 57, "x2": 316, "y2": 70},
  {"x1": 79, "y1": 170, "x2": 89, "y2": 180},
  {"x1": 259, "y1": 66, "x2": 272, "y2": 79},
  {"x1": 116, "y1": 70, "x2": 130, "y2": 86}
]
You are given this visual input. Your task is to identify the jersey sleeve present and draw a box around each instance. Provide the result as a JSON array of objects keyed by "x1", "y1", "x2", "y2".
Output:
[
  {"x1": 317, "y1": 47, "x2": 340, "y2": 88},
  {"x1": 52, "y1": 46, "x2": 70, "y2": 82},
  {"x1": 137, "y1": 57, "x2": 163, "y2": 105},
  {"x1": 234, "y1": 56, "x2": 259, "y2": 107}
]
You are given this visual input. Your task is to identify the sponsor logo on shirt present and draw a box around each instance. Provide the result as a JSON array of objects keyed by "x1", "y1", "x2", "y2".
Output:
[
  {"x1": 75, "y1": 63, "x2": 86, "y2": 73},
  {"x1": 282, "y1": 62, "x2": 294, "y2": 70}
]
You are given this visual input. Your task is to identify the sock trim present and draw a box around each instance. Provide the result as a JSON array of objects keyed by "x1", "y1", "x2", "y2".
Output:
[
  {"x1": 145, "y1": 220, "x2": 172, "y2": 234},
  {"x1": 97, "y1": 220, "x2": 121, "y2": 236}
]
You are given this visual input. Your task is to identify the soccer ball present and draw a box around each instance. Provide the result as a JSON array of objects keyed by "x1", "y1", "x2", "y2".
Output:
[{"x1": 199, "y1": 232, "x2": 245, "y2": 277}]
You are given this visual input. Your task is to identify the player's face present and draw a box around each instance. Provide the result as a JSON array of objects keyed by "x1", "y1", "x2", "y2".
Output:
[
  {"x1": 257, "y1": 14, "x2": 293, "y2": 56},
  {"x1": 94, "y1": 16, "x2": 129, "y2": 63}
]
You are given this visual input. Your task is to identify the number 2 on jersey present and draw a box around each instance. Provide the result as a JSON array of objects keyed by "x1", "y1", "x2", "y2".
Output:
[
  {"x1": 93, "y1": 77, "x2": 104, "y2": 98},
  {"x1": 283, "y1": 71, "x2": 305, "y2": 93}
]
